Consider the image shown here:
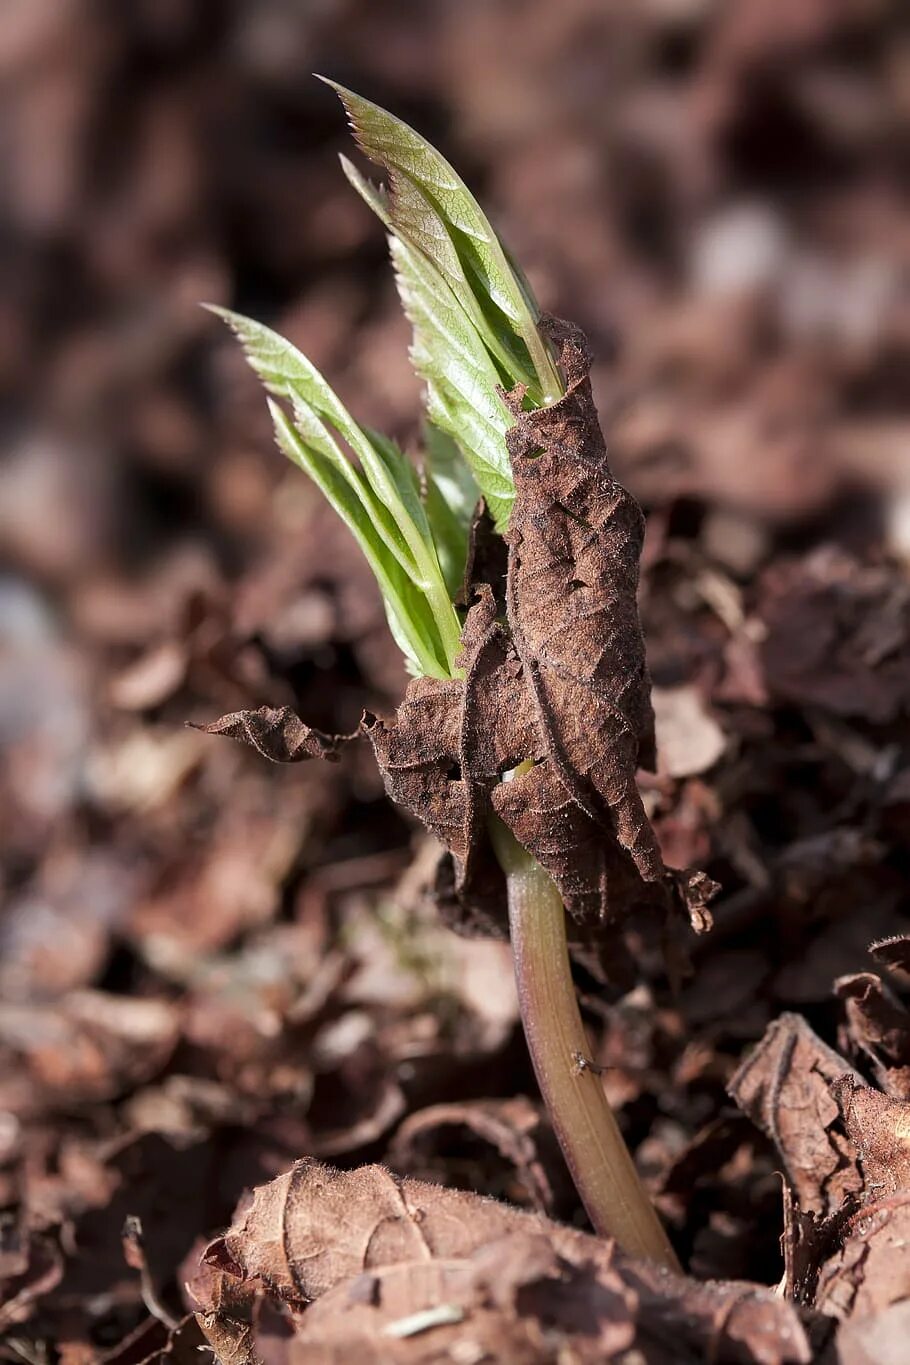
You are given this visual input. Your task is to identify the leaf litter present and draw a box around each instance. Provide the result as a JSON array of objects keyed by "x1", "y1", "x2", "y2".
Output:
[{"x1": 3, "y1": 2, "x2": 910, "y2": 1361}]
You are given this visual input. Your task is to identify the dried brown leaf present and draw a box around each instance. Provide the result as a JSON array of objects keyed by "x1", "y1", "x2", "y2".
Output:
[
  {"x1": 191, "y1": 706, "x2": 354, "y2": 763},
  {"x1": 196, "y1": 1159, "x2": 820, "y2": 1365},
  {"x1": 497, "y1": 317, "x2": 714, "y2": 929},
  {"x1": 387, "y1": 1097, "x2": 565, "y2": 1214},
  {"x1": 832, "y1": 1078, "x2": 910, "y2": 1198},
  {"x1": 727, "y1": 1013, "x2": 864, "y2": 1216},
  {"x1": 835, "y1": 1299, "x2": 910, "y2": 1365},
  {"x1": 870, "y1": 934, "x2": 910, "y2": 983},
  {"x1": 815, "y1": 1193, "x2": 910, "y2": 1321},
  {"x1": 758, "y1": 548, "x2": 910, "y2": 723},
  {"x1": 0, "y1": 992, "x2": 180, "y2": 1116},
  {"x1": 836, "y1": 972, "x2": 910, "y2": 1098}
]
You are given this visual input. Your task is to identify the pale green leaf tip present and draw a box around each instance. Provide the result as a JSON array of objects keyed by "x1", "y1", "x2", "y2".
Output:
[
  {"x1": 202, "y1": 302, "x2": 247, "y2": 334},
  {"x1": 313, "y1": 73, "x2": 356, "y2": 104},
  {"x1": 314, "y1": 73, "x2": 359, "y2": 122}
]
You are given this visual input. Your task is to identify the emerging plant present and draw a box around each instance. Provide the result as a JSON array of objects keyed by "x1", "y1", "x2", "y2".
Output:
[{"x1": 201, "y1": 82, "x2": 715, "y2": 1269}]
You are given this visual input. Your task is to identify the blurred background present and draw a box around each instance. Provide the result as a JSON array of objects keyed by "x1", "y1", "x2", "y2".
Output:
[{"x1": 1, "y1": 0, "x2": 909, "y2": 1351}]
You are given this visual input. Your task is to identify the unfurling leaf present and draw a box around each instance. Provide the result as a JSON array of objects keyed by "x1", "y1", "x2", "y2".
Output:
[
  {"x1": 201, "y1": 323, "x2": 715, "y2": 938},
  {"x1": 335, "y1": 83, "x2": 564, "y2": 533},
  {"x1": 421, "y1": 423, "x2": 480, "y2": 601},
  {"x1": 207, "y1": 306, "x2": 462, "y2": 680},
  {"x1": 328, "y1": 82, "x2": 561, "y2": 404}
]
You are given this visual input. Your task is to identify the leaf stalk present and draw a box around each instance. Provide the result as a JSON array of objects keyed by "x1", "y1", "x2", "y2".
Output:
[{"x1": 489, "y1": 815, "x2": 681, "y2": 1270}]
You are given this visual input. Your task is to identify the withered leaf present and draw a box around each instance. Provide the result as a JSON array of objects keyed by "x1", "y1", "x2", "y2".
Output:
[
  {"x1": 0, "y1": 991, "x2": 180, "y2": 1116},
  {"x1": 815, "y1": 1193, "x2": 910, "y2": 1321},
  {"x1": 501, "y1": 319, "x2": 657, "y2": 848},
  {"x1": 191, "y1": 706, "x2": 354, "y2": 763},
  {"x1": 387, "y1": 1096, "x2": 565, "y2": 1214},
  {"x1": 835, "y1": 1299, "x2": 910, "y2": 1365},
  {"x1": 836, "y1": 972, "x2": 910, "y2": 1098},
  {"x1": 727, "y1": 1012, "x2": 864, "y2": 1216},
  {"x1": 188, "y1": 1253, "x2": 260, "y2": 1365},
  {"x1": 197, "y1": 1158, "x2": 818, "y2": 1364},
  {"x1": 758, "y1": 547, "x2": 910, "y2": 724},
  {"x1": 870, "y1": 934, "x2": 910, "y2": 982},
  {"x1": 198, "y1": 321, "x2": 715, "y2": 949},
  {"x1": 832, "y1": 1077, "x2": 910, "y2": 1198}
]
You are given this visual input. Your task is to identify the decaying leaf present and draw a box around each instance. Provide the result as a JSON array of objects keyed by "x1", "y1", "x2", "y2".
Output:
[
  {"x1": 191, "y1": 706, "x2": 353, "y2": 764},
  {"x1": 496, "y1": 316, "x2": 715, "y2": 930},
  {"x1": 758, "y1": 548, "x2": 910, "y2": 724},
  {"x1": 0, "y1": 991, "x2": 180, "y2": 1117},
  {"x1": 835, "y1": 972, "x2": 910, "y2": 1098},
  {"x1": 834, "y1": 1300, "x2": 910, "y2": 1365},
  {"x1": 387, "y1": 1096, "x2": 565, "y2": 1215},
  {"x1": 196, "y1": 1158, "x2": 820, "y2": 1364},
  {"x1": 870, "y1": 934, "x2": 910, "y2": 983},
  {"x1": 199, "y1": 322, "x2": 715, "y2": 948},
  {"x1": 832, "y1": 1077, "x2": 910, "y2": 1199},
  {"x1": 732, "y1": 1020, "x2": 910, "y2": 1335},
  {"x1": 814, "y1": 1193, "x2": 910, "y2": 1322},
  {"x1": 727, "y1": 1013, "x2": 864, "y2": 1217}
]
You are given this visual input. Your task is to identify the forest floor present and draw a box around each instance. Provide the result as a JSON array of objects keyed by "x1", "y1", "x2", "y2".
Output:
[{"x1": 2, "y1": 3, "x2": 909, "y2": 1361}]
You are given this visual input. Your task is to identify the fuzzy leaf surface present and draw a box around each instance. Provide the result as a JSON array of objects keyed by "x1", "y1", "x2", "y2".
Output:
[{"x1": 196, "y1": 1158, "x2": 818, "y2": 1364}]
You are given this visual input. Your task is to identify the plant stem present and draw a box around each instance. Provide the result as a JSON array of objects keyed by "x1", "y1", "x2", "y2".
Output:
[{"x1": 489, "y1": 816, "x2": 681, "y2": 1271}]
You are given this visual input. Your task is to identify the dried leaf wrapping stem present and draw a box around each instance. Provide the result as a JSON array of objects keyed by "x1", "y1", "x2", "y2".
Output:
[{"x1": 202, "y1": 320, "x2": 714, "y2": 940}]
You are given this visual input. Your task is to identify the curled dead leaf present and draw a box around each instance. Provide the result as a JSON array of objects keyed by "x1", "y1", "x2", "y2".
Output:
[
  {"x1": 727, "y1": 1012, "x2": 864, "y2": 1216},
  {"x1": 190, "y1": 706, "x2": 354, "y2": 763},
  {"x1": 387, "y1": 1097, "x2": 565, "y2": 1215},
  {"x1": 815, "y1": 1192, "x2": 910, "y2": 1321},
  {"x1": 836, "y1": 972, "x2": 910, "y2": 1098}
]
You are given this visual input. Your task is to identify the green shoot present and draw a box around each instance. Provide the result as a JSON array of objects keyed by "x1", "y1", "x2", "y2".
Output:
[
  {"x1": 208, "y1": 83, "x2": 679, "y2": 1269},
  {"x1": 207, "y1": 306, "x2": 461, "y2": 680},
  {"x1": 330, "y1": 80, "x2": 564, "y2": 530}
]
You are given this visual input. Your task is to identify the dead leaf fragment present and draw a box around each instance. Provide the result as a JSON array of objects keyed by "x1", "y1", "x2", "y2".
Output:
[
  {"x1": 197, "y1": 1159, "x2": 818, "y2": 1364},
  {"x1": 870, "y1": 934, "x2": 910, "y2": 983},
  {"x1": 727, "y1": 1013, "x2": 864, "y2": 1215},
  {"x1": 388, "y1": 1097, "x2": 565, "y2": 1215},
  {"x1": 191, "y1": 705, "x2": 354, "y2": 763},
  {"x1": 832, "y1": 1078, "x2": 910, "y2": 1198},
  {"x1": 0, "y1": 991, "x2": 180, "y2": 1116},
  {"x1": 652, "y1": 684, "x2": 726, "y2": 779},
  {"x1": 836, "y1": 972, "x2": 910, "y2": 1098},
  {"x1": 815, "y1": 1193, "x2": 910, "y2": 1321},
  {"x1": 835, "y1": 1299, "x2": 910, "y2": 1365}
]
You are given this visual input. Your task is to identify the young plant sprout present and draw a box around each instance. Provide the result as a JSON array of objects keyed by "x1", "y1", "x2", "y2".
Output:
[{"x1": 202, "y1": 82, "x2": 714, "y2": 1269}]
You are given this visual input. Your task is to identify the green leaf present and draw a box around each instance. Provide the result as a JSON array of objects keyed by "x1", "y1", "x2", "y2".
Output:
[
  {"x1": 326, "y1": 81, "x2": 562, "y2": 408},
  {"x1": 421, "y1": 423, "x2": 479, "y2": 600},
  {"x1": 209, "y1": 307, "x2": 426, "y2": 563},
  {"x1": 341, "y1": 156, "x2": 516, "y2": 531},
  {"x1": 269, "y1": 400, "x2": 448, "y2": 680},
  {"x1": 211, "y1": 306, "x2": 462, "y2": 679}
]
